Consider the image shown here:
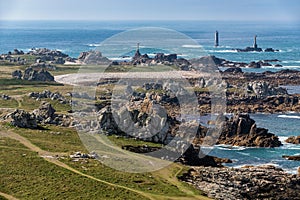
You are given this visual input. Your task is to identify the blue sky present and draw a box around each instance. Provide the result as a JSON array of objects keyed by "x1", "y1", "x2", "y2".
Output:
[{"x1": 0, "y1": 0, "x2": 299, "y2": 21}]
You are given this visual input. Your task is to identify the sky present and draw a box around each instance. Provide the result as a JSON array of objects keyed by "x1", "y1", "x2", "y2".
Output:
[{"x1": 0, "y1": 0, "x2": 299, "y2": 21}]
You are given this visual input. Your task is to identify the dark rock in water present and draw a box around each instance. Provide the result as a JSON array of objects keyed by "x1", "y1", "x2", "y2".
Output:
[
  {"x1": 263, "y1": 59, "x2": 281, "y2": 63},
  {"x1": 285, "y1": 136, "x2": 300, "y2": 144},
  {"x1": 4, "y1": 109, "x2": 37, "y2": 128},
  {"x1": 78, "y1": 50, "x2": 110, "y2": 65},
  {"x1": 248, "y1": 61, "x2": 261, "y2": 68},
  {"x1": 236, "y1": 47, "x2": 263, "y2": 52},
  {"x1": 12, "y1": 70, "x2": 23, "y2": 79},
  {"x1": 265, "y1": 48, "x2": 279, "y2": 52},
  {"x1": 223, "y1": 67, "x2": 243, "y2": 74},
  {"x1": 274, "y1": 64, "x2": 283, "y2": 67},
  {"x1": 282, "y1": 155, "x2": 300, "y2": 161},
  {"x1": 216, "y1": 114, "x2": 282, "y2": 147}
]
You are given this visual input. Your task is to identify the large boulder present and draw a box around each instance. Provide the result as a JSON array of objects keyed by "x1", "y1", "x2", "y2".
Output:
[{"x1": 4, "y1": 109, "x2": 37, "y2": 129}]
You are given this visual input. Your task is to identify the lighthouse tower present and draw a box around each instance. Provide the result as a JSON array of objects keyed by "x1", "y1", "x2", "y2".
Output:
[
  {"x1": 253, "y1": 35, "x2": 258, "y2": 49},
  {"x1": 215, "y1": 31, "x2": 219, "y2": 47}
]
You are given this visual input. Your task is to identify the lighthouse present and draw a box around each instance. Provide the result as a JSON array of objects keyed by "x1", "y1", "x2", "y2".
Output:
[
  {"x1": 215, "y1": 31, "x2": 219, "y2": 47},
  {"x1": 253, "y1": 35, "x2": 258, "y2": 49}
]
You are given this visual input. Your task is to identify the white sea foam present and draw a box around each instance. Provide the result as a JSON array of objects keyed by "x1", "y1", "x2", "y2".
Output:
[
  {"x1": 237, "y1": 152, "x2": 251, "y2": 156},
  {"x1": 278, "y1": 136, "x2": 289, "y2": 141},
  {"x1": 215, "y1": 145, "x2": 247, "y2": 151},
  {"x1": 88, "y1": 43, "x2": 101, "y2": 47},
  {"x1": 278, "y1": 115, "x2": 300, "y2": 119},
  {"x1": 182, "y1": 44, "x2": 202, "y2": 48},
  {"x1": 109, "y1": 57, "x2": 132, "y2": 61},
  {"x1": 207, "y1": 49, "x2": 238, "y2": 53}
]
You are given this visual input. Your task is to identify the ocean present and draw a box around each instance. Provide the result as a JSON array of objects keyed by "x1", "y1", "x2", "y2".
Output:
[
  {"x1": 1, "y1": 20, "x2": 299, "y2": 173},
  {"x1": 1, "y1": 20, "x2": 300, "y2": 72}
]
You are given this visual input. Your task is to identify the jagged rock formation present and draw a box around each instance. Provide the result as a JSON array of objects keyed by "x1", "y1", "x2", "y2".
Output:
[
  {"x1": 217, "y1": 114, "x2": 282, "y2": 147},
  {"x1": 3, "y1": 109, "x2": 37, "y2": 128},
  {"x1": 2, "y1": 102, "x2": 73, "y2": 128},
  {"x1": 33, "y1": 101, "x2": 56, "y2": 124},
  {"x1": 12, "y1": 67, "x2": 55, "y2": 82},
  {"x1": 29, "y1": 90, "x2": 71, "y2": 104}
]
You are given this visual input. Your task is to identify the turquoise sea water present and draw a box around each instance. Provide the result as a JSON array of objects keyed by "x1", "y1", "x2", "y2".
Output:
[
  {"x1": 0, "y1": 20, "x2": 299, "y2": 172},
  {"x1": 207, "y1": 113, "x2": 300, "y2": 174},
  {"x1": 1, "y1": 20, "x2": 300, "y2": 72}
]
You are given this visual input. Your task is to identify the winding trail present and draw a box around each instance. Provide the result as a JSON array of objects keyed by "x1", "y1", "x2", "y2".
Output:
[
  {"x1": 0, "y1": 192, "x2": 19, "y2": 200},
  {"x1": 0, "y1": 127, "x2": 209, "y2": 200}
]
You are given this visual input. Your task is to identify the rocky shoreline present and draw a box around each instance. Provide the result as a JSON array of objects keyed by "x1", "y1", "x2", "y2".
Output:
[{"x1": 179, "y1": 165, "x2": 300, "y2": 200}]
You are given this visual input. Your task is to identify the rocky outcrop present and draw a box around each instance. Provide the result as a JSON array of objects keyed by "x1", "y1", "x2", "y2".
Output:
[
  {"x1": 29, "y1": 90, "x2": 71, "y2": 104},
  {"x1": 285, "y1": 136, "x2": 300, "y2": 144},
  {"x1": 10, "y1": 49, "x2": 24, "y2": 55},
  {"x1": 180, "y1": 165, "x2": 300, "y2": 200},
  {"x1": 2, "y1": 102, "x2": 73, "y2": 128},
  {"x1": 12, "y1": 67, "x2": 55, "y2": 82},
  {"x1": 189, "y1": 55, "x2": 224, "y2": 71},
  {"x1": 96, "y1": 105, "x2": 174, "y2": 144},
  {"x1": 12, "y1": 70, "x2": 22, "y2": 79},
  {"x1": 223, "y1": 67, "x2": 243, "y2": 74},
  {"x1": 236, "y1": 46, "x2": 263, "y2": 52},
  {"x1": 215, "y1": 114, "x2": 282, "y2": 147},
  {"x1": 0, "y1": 94, "x2": 11, "y2": 100},
  {"x1": 4, "y1": 109, "x2": 37, "y2": 128},
  {"x1": 78, "y1": 50, "x2": 110, "y2": 65},
  {"x1": 246, "y1": 81, "x2": 287, "y2": 98},
  {"x1": 28, "y1": 48, "x2": 68, "y2": 58}
]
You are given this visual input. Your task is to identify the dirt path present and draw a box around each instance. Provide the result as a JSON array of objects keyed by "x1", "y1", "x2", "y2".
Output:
[{"x1": 0, "y1": 191, "x2": 19, "y2": 200}]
